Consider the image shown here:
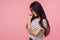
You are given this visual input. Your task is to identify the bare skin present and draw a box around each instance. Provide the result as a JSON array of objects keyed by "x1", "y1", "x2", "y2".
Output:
[{"x1": 26, "y1": 11, "x2": 42, "y2": 36}]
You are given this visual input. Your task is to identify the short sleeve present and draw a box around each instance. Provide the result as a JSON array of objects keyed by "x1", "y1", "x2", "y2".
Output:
[
  {"x1": 34, "y1": 20, "x2": 42, "y2": 29},
  {"x1": 42, "y1": 19, "x2": 47, "y2": 28},
  {"x1": 31, "y1": 18, "x2": 43, "y2": 31}
]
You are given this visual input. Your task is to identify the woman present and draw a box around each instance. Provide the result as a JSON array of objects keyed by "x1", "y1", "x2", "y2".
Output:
[{"x1": 26, "y1": 1, "x2": 50, "y2": 40}]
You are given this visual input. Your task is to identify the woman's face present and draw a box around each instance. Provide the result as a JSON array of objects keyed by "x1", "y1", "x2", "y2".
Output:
[{"x1": 31, "y1": 9, "x2": 38, "y2": 17}]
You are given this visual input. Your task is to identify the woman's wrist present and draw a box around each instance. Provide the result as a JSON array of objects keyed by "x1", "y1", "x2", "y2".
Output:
[{"x1": 28, "y1": 18, "x2": 31, "y2": 23}]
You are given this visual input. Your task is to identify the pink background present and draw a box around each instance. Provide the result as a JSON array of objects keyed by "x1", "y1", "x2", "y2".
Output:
[{"x1": 0, "y1": 0, "x2": 60, "y2": 40}]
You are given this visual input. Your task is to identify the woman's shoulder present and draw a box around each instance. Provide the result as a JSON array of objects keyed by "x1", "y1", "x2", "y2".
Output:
[
  {"x1": 31, "y1": 18, "x2": 40, "y2": 26},
  {"x1": 42, "y1": 19, "x2": 47, "y2": 24},
  {"x1": 42, "y1": 19, "x2": 47, "y2": 28}
]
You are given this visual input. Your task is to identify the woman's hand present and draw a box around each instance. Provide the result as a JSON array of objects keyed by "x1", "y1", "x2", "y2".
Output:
[{"x1": 28, "y1": 13, "x2": 33, "y2": 20}]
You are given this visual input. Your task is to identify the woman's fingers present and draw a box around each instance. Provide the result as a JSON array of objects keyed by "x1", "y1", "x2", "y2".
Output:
[
  {"x1": 29, "y1": 13, "x2": 33, "y2": 16},
  {"x1": 28, "y1": 14, "x2": 33, "y2": 19}
]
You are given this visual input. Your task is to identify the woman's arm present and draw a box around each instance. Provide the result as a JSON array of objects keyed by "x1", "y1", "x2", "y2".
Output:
[
  {"x1": 26, "y1": 13, "x2": 42, "y2": 36},
  {"x1": 26, "y1": 20, "x2": 42, "y2": 36},
  {"x1": 28, "y1": 27, "x2": 42, "y2": 36}
]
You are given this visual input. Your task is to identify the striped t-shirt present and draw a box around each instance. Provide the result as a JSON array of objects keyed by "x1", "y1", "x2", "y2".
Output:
[{"x1": 29, "y1": 18, "x2": 47, "y2": 40}]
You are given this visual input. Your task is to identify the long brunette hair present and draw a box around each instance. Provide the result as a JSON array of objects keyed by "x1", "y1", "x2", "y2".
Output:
[{"x1": 30, "y1": 1, "x2": 50, "y2": 37}]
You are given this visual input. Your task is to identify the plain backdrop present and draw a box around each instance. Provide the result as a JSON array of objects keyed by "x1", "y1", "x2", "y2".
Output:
[{"x1": 0, "y1": 0, "x2": 60, "y2": 40}]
